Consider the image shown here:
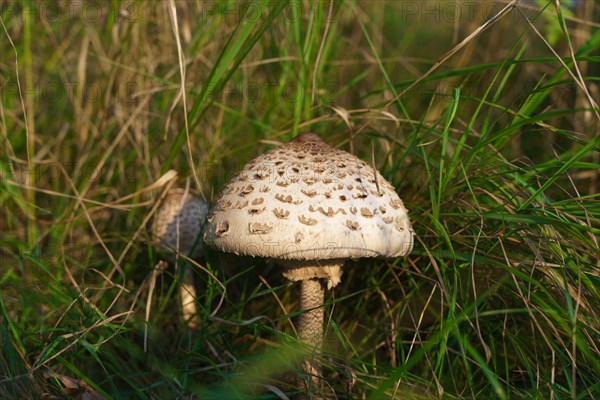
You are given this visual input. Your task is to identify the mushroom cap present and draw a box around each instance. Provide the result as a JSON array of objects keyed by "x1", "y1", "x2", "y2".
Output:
[
  {"x1": 150, "y1": 188, "x2": 208, "y2": 260},
  {"x1": 204, "y1": 132, "x2": 413, "y2": 261}
]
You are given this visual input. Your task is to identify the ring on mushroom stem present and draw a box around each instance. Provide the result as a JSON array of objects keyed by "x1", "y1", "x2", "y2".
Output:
[{"x1": 204, "y1": 132, "x2": 413, "y2": 391}]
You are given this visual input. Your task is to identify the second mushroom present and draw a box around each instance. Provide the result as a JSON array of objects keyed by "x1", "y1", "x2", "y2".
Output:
[{"x1": 151, "y1": 188, "x2": 208, "y2": 329}]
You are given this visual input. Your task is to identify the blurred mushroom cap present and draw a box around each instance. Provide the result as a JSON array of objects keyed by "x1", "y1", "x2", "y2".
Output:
[{"x1": 151, "y1": 188, "x2": 208, "y2": 260}]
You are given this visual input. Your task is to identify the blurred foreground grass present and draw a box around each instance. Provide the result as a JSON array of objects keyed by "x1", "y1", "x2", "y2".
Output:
[{"x1": 1, "y1": 1, "x2": 599, "y2": 399}]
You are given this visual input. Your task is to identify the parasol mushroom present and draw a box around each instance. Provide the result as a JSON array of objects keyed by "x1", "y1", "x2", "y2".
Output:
[{"x1": 204, "y1": 132, "x2": 413, "y2": 388}]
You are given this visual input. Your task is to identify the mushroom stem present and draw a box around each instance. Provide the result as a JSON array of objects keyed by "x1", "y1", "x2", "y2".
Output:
[
  {"x1": 180, "y1": 264, "x2": 199, "y2": 329},
  {"x1": 299, "y1": 278, "x2": 325, "y2": 347},
  {"x1": 281, "y1": 260, "x2": 342, "y2": 390},
  {"x1": 298, "y1": 278, "x2": 325, "y2": 388}
]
